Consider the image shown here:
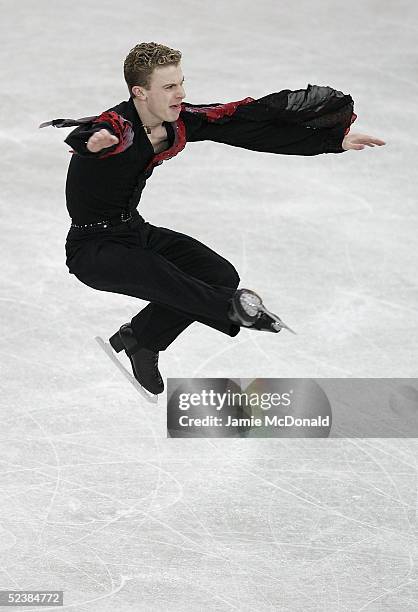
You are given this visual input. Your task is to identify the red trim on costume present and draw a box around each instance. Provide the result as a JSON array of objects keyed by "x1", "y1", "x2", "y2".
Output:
[
  {"x1": 144, "y1": 118, "x2": 187, "y2": 172},
  {"x1": 92, "y1": 111, "x2": 134, "y2": 159},
  {"x1": 344, "y1": 111, "x2": 358, "y2": 135},
  {"x1": 181, "y1": 97, "x2": 255, "y2": 122}
]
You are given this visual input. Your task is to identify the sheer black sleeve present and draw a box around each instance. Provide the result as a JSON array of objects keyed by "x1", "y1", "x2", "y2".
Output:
[
  {"x1": 63, "y1": 111, "x2": 134, "y2": 158},
  {"x1": 182, "y1": 84, "x2": 356, "y2": 156},
  {"x1": 185, "y1": 116, "x2": 347, "y2": 155},
  {"x1": 42, "y1": 111, "x2": 134, "y2": 159}
]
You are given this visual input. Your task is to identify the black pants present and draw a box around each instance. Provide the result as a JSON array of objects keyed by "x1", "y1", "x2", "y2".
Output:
[{"x1": 65, "y1": 213, "x2": 241, "y2": 351}]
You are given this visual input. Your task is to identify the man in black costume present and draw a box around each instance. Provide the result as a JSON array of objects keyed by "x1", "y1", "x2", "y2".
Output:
[{"x1": 42, "y1": 42, "x2": 385, "y2": 395}]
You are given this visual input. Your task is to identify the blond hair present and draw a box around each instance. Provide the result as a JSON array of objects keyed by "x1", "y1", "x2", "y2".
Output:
[{"x1": 124, "y1": 42, "x2": 182, "y2": 97}]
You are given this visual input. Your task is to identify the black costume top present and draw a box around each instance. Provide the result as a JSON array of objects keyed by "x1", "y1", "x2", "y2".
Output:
[{"x1": 41, "y1": 84, "x2": 356, "y2": 224}]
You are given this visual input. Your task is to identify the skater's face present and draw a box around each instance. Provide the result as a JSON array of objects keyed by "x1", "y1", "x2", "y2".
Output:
[{"x1": 134, "y1": 64, "x2": 186, "y2": 122}]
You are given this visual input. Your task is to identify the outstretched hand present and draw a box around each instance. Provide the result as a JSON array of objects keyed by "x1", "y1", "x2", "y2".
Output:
[{"x1": 342, "y1": 132, "x2": 386, "y2": 151}]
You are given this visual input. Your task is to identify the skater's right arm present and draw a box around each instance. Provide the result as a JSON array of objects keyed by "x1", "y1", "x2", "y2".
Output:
[
  {"x1": 85, "y1": 129, "x2": 119, "y2": 153},
  {"x1": 64, "y1": 111, "x2": 134, "y2": 159},
  {"x1": 64, "y1": 121, "x2": 118, "y2": 157}
]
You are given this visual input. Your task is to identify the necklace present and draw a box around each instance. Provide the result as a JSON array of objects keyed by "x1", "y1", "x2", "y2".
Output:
[{"x1": 141, "y1": 123, "x2": 162, "y2": 134}]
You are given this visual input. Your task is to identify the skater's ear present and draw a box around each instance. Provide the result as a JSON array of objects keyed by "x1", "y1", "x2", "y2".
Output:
[{"x1": 132, "y1": 85, "x2": 147, "y2": 100}]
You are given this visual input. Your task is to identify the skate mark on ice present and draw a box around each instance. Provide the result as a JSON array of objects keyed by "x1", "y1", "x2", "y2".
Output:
[{"x1": 95, "y1": 337, "x2": 157, "y2": 404}]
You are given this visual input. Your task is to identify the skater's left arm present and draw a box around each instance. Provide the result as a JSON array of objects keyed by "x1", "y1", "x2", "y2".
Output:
[
  {"x1": 186, "y1": 117, "x2": 347, "y2": 155},
  {"x1": 183, "y1": 84, "x2": 385, "y2": 155},
  {"x1": 186, "y1": 116, "x2": 385, "y2": 155}
]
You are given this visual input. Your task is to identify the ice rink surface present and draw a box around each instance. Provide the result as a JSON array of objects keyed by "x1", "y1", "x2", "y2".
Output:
[{"x1": 1, "y1": 0, "x2": 418, "y2": 609}]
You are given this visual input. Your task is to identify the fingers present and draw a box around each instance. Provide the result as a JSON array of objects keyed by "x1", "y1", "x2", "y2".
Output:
[
  {"x1": 360, "y1": 136, "x2": 386, "y2": 146},
  {"x1": 87, "y1": 129, "x2": 119, "y2": 152},
  {"x1": 97, "y1": 129, "x2": 119, "y2": 144},
  {"x1": 366, "y1": 139, "x2": 386, "y2": 146},
  {"x1": 350, "y1": 136, "x2": 386, "y2": 151}
]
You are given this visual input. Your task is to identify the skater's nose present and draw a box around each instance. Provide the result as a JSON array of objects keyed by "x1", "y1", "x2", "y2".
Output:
[{"x1": 177, "y1": 84, "x2": 186, "y2": 100}]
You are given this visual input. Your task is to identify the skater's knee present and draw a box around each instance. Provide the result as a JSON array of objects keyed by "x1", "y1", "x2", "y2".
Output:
[
  {"x1": 219, "y1": 263, "x2": 240, "y2": 288},
  {"x1": 230, "y1": 266, "x2": 240, "y2": 288}
]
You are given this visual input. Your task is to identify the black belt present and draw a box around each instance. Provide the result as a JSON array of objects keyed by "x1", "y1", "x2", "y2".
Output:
[{"x1": 70, "y1": 210, "x2": 142, "y2": 230}]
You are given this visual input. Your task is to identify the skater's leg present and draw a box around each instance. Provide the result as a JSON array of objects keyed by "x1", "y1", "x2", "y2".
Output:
[
  {"x1": 131, "y1": 285, "x2": 240, "y2": 351},
  {"x1": 130, "y1": 224, "x2": 241, "y2": 350},
  {"x1": 66, "y1": 221, "x2": 287, "y2": 394},
  {"x1": 67, "y1": 223, "x2": 240, "y2": 340}
]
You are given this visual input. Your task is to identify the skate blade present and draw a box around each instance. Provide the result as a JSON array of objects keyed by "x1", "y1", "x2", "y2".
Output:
[
  {"x1": 261, "y1": 307, "x2": 297, "y2": 335},
  {"x1": 95, "y1": 337, "x2": 158, "y2": 404},
  {"x1": 38, "y1": 120, "x2": 54, "y2": 128},
  {"x1": 272, "y1": 319, "x2": 297, "y2": 335}
]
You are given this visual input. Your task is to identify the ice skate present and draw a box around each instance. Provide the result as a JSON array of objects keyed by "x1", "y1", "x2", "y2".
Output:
[
  {"x1": 229, "y1": 289, "x2": 296, "y2": 334},
  {"x1": 108, "y1": 323, "x2": 164, "y2": 395},
  {"x1": 95, "y1": 337, "x2": 157, "y2": 403}
]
